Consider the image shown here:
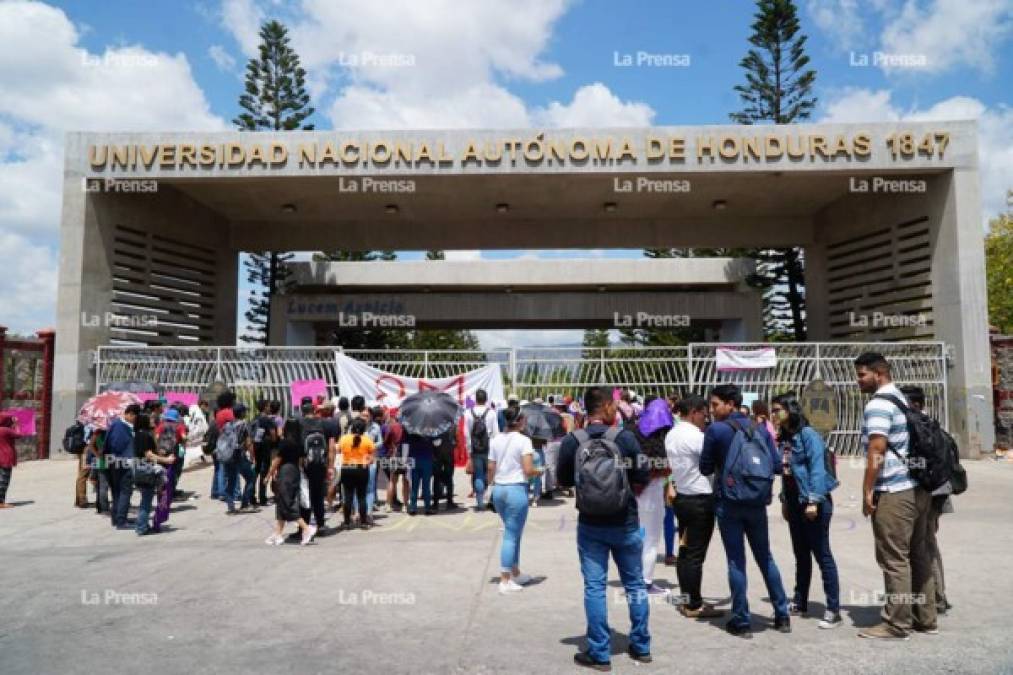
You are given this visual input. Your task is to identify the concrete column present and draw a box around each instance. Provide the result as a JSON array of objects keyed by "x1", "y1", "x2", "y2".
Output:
[
  {"x1": 933, "y1": 169, "x2": 994, "y2": 457},
  {"x1": 805, "y1": 241, "x2": 829, "y2": 341}
]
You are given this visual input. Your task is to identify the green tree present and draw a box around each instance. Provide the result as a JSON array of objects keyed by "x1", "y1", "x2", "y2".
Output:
[
  {"x1": 986, "y1": 211, "x2": 1013, "y2": 333},
  {"x1": 728, "y1": 0, "x2": 817, "y2": 340},
  {"x1": 235, "y1": 20, "x2": 315, "y2": 344}
]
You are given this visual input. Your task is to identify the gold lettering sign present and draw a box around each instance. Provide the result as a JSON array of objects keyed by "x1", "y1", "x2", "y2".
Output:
[{"x1": 83, "y1": 130, "x2": 952, "y2": 172}]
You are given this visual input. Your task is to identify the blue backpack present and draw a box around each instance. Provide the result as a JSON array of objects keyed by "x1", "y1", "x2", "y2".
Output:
[{"x1": 720, "y1": 419, "x2": 775, "y2": 505}]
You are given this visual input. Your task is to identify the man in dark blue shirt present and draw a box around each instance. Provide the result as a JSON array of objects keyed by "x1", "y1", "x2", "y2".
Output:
[
  {"x1": 699, "y1": 383, "x2": 789, "y2": 636},
  {"x1": 557, "y1": 387, "x2": 651, "y2": 669},
  {"x1": 105, "y1": 404, "x2": 139, "y2": 528}
]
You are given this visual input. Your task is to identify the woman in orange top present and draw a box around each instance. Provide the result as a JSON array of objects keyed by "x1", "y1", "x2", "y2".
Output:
[{"x1": 339, "y1": 418, "x2": 375, "y2": 529}]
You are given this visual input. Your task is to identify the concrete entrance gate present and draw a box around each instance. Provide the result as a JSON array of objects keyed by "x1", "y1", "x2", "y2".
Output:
[{"x1": 56, "y1": 120, "x2": 992, "y2": 455}]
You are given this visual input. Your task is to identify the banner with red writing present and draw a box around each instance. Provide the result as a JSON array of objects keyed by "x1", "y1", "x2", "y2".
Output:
[{"x1": 335, "y1": 353, "x2": 505, "y2": 407}]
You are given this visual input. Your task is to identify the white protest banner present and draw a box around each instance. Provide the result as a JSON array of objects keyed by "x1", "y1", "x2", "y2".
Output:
[
  {"x1": 335, "y1": 353, "x2": 505, "y2": 406},
  {"x1": 715, "y1": 346, "x2": 777, "y2": 371}
]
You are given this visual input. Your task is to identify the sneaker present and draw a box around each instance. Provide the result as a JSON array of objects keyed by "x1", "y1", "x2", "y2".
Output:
[
  {"x1": 264, "y1": 534, "x2": 284, "y2": 546},
  {"x1": 573, "y1": 652, "x2": 611, "y2": 671},
  {"x1": 301, "y1": 524, "x2": 318, "y2": 546},
  {"x1": 818, "y1": 611, "x2": 843, "y2": 629},
  {"x1": 407, "y1": 510, "x2": 418, "y2": 517},
  {"x1": 681, "y1": 604, "x2": 725, "y2": 618},
  {"x1": 626, "y1": 645, "x2": 652, "y2": 664},
  {"x1": 646, "y1": 584, "x2": 671, "y2": 596},
  {"x1": 529, "y1": 500, "x2": 539, "y2": 508},
  {"x1": 512, "y1": 573, "x2": 532, "y2": 585},
  {"x1": 424, "y1": 508, "x2": 436, "y2": 516},
  {"x1": 913, "y1": 624, "x2": 939, "y2": 635},
  {"x1": 725, "y1": 621, "x2": 752, "y2": 638},
  {"x1": 788, "y1": 601, "x2": 808, "y2": 617},
  {"x1": 664, "y1": 555, "x2": 678, "y2": 566},
  {"x1": 858, "y1": 623, "x2": 910, "y2": 640},
  {"x1": 498, "y1": 579, "x2": 524, "y2": 595},
  {"x1": 774, "y1": 616, "x2": 792, "y2": 633}
]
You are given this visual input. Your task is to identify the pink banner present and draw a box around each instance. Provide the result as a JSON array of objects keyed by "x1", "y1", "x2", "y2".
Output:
[
  {"x1": 291, "y1": 379, "x2": 329, "y2": 407},
  {"x1": 2, "y1": 408, "x2": 36, "y2": 436}
]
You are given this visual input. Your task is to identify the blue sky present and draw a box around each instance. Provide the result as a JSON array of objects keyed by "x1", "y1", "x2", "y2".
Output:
[{"x1": 1, "y1": 0, "x2": 1010, "y2": 345}]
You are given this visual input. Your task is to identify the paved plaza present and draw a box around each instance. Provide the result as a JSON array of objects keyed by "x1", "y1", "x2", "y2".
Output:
[{"x1": 1, "y1": 458, "x2": 1012, "y2": 674}]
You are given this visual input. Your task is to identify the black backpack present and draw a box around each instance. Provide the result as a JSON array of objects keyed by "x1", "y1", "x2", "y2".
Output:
[
  {"x1": 63, "y1": 421, "x2": 87, "y2": 454},
  {"x1": 874, "y1": 394, "x2": 956, "y2": 492},
  {"x1": 572, "y1": 428, "x2": 630, "y2": 517},
  {"x1": 470, "y1": 409, "x2": 490, "y2": 454},
  {"x1": 302, "y1": 417, "x2": 328, "y2": 466}
]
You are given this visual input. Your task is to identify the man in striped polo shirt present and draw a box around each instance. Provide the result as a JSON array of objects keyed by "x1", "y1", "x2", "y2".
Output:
[{"x1": 854, "y1": 352, "x2": 937, "y2": 640}]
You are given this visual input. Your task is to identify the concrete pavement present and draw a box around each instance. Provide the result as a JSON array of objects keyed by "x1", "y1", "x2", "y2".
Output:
[{"x1": 1, "y1": 457, "x2": 1012, "y2": 674}]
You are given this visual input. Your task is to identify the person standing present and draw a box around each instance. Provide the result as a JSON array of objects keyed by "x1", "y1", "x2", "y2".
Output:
[
  {"x1": 854, "y1": 353, "x2": 937, "y2": 639},
  {"x1": 86, "y1": 427, "x2": 111, "y2": 514},
  {"x1": 465, "y1": 388, "x2": 500, "y2": 511},
  {"x1": 338, "y1": 418, "x2": 375, "y2": 529},
  {"x1": 665, "y1": 395, "x2": 723, "y2": 619},
  {"x1": 133, "y1": 413, "x2": 176, "y2": 535},
  {"x1": 406, "y1": 432, "x2": 436, "y2": 516},
  {"x1": 557, "y1": 386, "x2": 652, "y2": 670},
  {"x1": 771, "y1": 393, "x2": 842, "y2": 629},
  {"x1": 900, "y1": 385, "x2": 954, "y2": 615},
  {"x1": 628, "y1": 398, "x2": 674, "y2": 596},
  {"x1": 264, "y1": 419, "x2": 316, "y2": 545},
  {"x1": 700, "y1": 384, "x2": 789, "y2": 637},
  {"x1": 0, "y1": 415, "x2": 20, "y2": 508},
  {"x1": 488, "y1": 407, "x2": 538, "y2": 594},
  {"x1": 299, "y1": 399, "x2": 338, "y2": 532},
  {"x1": 251, "y1": 400, "x2": 278, "y2": 507},
  {"x1": 106, "y1": 404, "x2": 140, "y2": 529},
  {"x1": 382, "y1": 409, "x2": 408, "y2": 512}
]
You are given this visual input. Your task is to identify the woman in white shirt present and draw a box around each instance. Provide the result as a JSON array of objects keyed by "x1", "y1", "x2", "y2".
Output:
[{"x1": 488, "y1": 407, "x2": 539, "y2": 594}]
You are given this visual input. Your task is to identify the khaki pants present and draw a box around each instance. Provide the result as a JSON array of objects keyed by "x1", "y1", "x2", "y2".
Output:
[
  {"x1": 871, "y1": 487, "x2": 937, "y2": 631},
  {"x1": 75, "y1": 453, "x2": 90, "y2": 507}
]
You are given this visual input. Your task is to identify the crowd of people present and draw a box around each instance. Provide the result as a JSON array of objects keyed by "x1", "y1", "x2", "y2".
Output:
[{"x1": 60, "y1": 350, "x2": 962, "y2": 671}]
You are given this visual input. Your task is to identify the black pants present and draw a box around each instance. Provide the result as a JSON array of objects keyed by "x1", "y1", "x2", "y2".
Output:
[
  {"x1": 341, "y1": 465, "x2": 370, "y2": 523},
  {"x1": 254, "y1": 449, "x2": 273, "y2": 505},
  {"x1": 432, "y1": 455, "x2": 454, "y2": 505},
  {"x1": 674, "y1": 493, "x2": 716, "y2": 610},
  {"x1": 301, "y1": 463, "x2": 327, "y2": 528}
]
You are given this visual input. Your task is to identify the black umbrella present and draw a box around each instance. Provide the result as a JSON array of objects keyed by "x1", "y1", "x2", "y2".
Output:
[
  {"x1": 520, "y1": 403, "x2": 565, "y2": 441},
  {"x1": 398, "y1": 391, "x2": 461, "y2": 438}
]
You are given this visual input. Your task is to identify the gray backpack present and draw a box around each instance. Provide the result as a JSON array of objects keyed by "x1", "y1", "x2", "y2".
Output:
[
  {"x1": 214, "y1": 420, "x2": 240, "y2": 463},
  {"x1": 573, "y1": 428, "x2": 630, "y2": 517}
]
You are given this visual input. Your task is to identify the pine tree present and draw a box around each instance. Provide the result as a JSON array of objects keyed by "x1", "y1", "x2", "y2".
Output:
[
  {"x1": 235, "y1": 20, "x2": 315, "y2": 344},
  {"x1": 729, "y1": 0, "x2": 817, "y2": 340}
]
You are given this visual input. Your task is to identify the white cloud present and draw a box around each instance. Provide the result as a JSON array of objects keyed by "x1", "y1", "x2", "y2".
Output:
[
  {"x1": 806, "y1": 0, "x2": 1012, "y2": 75},
  {"x1": 0, "y1": 0, "x2": 226, "y2": 333},
  {"x1": 208, "y1": 44, "x2": 236, "y2": 72},
  {"x1": 821, "y1": 88, "x2": 1013, "y2": 225},
  {"x1": 879, "y1": 0, "x2": 1012, "y2": 75},
  {"x1": 474, "y1": 329, "x2": 585, "y2": 350},
  {"x1": 0, "y1": 232, "x2": 59, "y2": 334},
  {"x1": 443, "y1": 250, "x2": 483, "y2": 261},
  {"x1": 534, "y1": 83, "x2": 655, "y2": 128},
  {"x1": 220, "y1": 0, "x2": 265, "y2": 58}
]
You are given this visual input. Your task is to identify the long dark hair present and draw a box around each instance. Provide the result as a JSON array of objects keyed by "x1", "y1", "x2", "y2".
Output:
[
  {"x1": 771, "y1": 392, "x2": 809, "y2": 439},
  {"x1": 282, "y1": 419, "x2": 301, "y2": 443},
  {"x1": 350, "y1": 417, "x2": 367, "y2": 448}
]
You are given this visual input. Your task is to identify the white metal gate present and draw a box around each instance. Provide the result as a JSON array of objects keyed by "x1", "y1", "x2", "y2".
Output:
[{"x1": 96, "y1": 342, "x2": 947, "y2": 455}]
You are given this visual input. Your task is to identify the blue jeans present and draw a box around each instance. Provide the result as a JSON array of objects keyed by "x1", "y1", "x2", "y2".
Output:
[
  {"x1": 530, "y1": 448, "x2": 545, "y2": 500},
  {"x1": 109, "y1": 465, "x2": 133, "y2": 527},
  {"x1": 409, "y1": 455, "x2": 433, "y2": 512},
  {"x1": 664, "y1": 505, "x2": 677, "y2": 558},
  {"x1": 471, "y1": 454, "x2": 488, "y2": 507},
  {"x1": 135, "y1": 485, "x2": 155, "y2": 534},
  {"x1": 786, "y1": 497, "x2": 840, "y2": 612},
  {"x1": 576, "y1": 523, "x2": 651, "y2": 663},
  {"x1": 492, "y1": 484, "x2": 528, "y2": 572},
  {"x1": 224, "y1": 457, "x2": 255, "y2": 511},
  {"x1": 715, "y1": 500, "x2": 789, "y2": 628}
]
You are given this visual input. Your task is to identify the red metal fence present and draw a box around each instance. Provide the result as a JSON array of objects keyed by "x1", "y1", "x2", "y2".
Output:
[{"x1": 0, "y1": 326, "x2": 55, "y2": 460}]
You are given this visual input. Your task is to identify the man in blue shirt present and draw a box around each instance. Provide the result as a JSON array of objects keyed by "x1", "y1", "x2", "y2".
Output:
[
  {"x1": 557, "y1": 386, "x2": 651, "y2": 670},
  {"x1": 699, "y1": 384, "x2": 789, "y2": 637},
  {"x1": 105, "y1": 404, "x2": 139, "y2": 528}
]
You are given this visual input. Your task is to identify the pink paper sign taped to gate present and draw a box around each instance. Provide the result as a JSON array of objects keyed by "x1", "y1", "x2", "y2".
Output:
[
  {"x1": 2, "y1": 408, "x2": 36, "y2": 436},
  {"x1": 291, "y1": 379, "x2": 329, "y2": 407}
]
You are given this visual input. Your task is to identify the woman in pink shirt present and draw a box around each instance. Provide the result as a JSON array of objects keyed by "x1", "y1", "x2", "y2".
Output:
[{"x1": 0, "y1": 414, "x2": 21, "y2": 508}]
